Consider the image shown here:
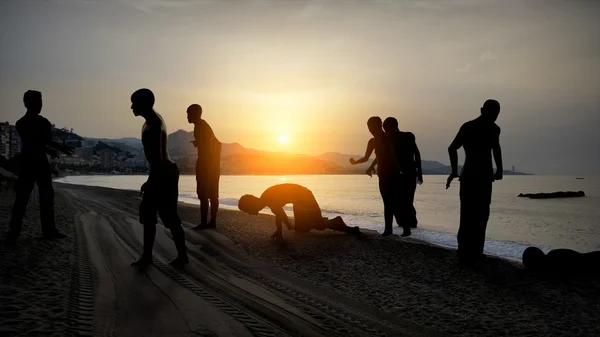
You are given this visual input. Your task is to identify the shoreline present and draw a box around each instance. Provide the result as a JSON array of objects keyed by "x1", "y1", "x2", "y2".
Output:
[{"x1": 55, "y1": 178, "x2": 525, "y2": 263}]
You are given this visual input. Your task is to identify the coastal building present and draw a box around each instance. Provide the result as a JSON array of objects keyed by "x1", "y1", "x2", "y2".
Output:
[
  {"x1": 9, "y1": 124, "x2": 21, "y2": 157},
  {"x1": 99, "y1": 148, "x2": 115, "y2": 168},
  {"x1": 75, "y1": 147, "x2": 94, "y2": 161},
  {"x1": 56, "y1": 154, "x2": 88, "y2": 166},
  {"x1": 0, "y1": 122, "x2": 10, "y2": 159}
]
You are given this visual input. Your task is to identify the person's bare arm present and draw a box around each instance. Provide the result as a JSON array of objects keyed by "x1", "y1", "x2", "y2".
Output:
[
  {"x1": 366, "y1": 158, "x2": 377, "y2": 177},
  {"x1": 447, "y1": 126, "x2": 464, "y2": 188},
  {"x1": 493, "y1": 128, "x2": 503, "y2": 181},
  {"x1": 412, "y1": 133, "x2": 423, "y2": 183},
  {"x1": 350, "y1": 138, "x2": 375, "y2": 165},
  {"x1": 142, "y1": 126, "x2": 163, "y2": 193},
  {"x1": 271, "y1": 207, "x2": 289, "y2": 240}
]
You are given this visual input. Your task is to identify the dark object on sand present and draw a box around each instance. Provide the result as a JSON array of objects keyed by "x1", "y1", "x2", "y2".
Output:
[
  {"x1": 576, "y1": 177, "x2": 584, "y2": 180},
  {"x1": 518, "y1": 191, "x2": 585, "y2": 199},
  {"x1": 522, "y1": 246, "x2": 600, "y2": 279}
]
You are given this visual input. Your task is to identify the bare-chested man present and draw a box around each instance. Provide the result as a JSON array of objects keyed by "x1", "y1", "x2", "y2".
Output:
[
  {"x1": 447, "y1": 99, "x2": 503, "y2": 266},
  {"x1": 382, "y1": 117, "x2": 423, "y2": 229},
  {"x1": 349, "y1": 116, "x2": 404, "y2": 236},
  {"x1": 6, "y1": 90, "x2": 72, "y2": 242},
  {"x1": 130, "y1": 89, "x2": 188, "y2": 267},
  {"x1": 186, "y1": 104, "x2": 221, "y2": 230},
  {"x1": 238, "y1": 183, "x2": 359, "y2": 240}
]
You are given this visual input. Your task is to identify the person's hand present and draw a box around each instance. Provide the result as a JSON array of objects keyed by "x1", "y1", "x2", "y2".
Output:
[
  {"x1": 140, "y1": 182, "x2": 148, "y2": 196},
  {"x1": 493, "y1": 171, "x2": 503, "y2": 182},
  {"x1": 417, "y1": 176, "x2": 424, "y2": 185},
  {"x1": 271, "y1": 230, "x2": 283, "y2": 241},
  {"x1": 190, "y1": 140, "x2": 197, "y2": 148},
  {"x1": 349, "y1": 158, "x2": 357, "y2": 165},
  {"x1": 446, "y1": 172, "x2": 459, "y2": 189},
  {"x1": 366, "y1": 166, "x2": 375, "y2": 177}
]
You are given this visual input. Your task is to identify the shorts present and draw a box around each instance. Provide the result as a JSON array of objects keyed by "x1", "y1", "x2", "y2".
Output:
[
  {"x1": 139, "y1": 162, "x2": 181, "y2": 226},
  {"x1": 196, "y1": 162, "x2": 220, "y2": 199},
  {"x1": 292, "y1": 198, "x2": 324, "y2": 232}
]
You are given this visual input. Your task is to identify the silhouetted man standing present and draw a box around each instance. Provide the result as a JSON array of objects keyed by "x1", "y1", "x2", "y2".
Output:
[
  {"x1": 186, "y1": 104, "x2": 221, "y2": 230},
  {"x1": 447, "y1": 99, "x2": 503, "y2": 266},
  {"x1": 6, "y1": 90, "x2": 68, "y2": 242},
  {"x1": 382, "y1": 117, "x2": 423, "y2": 231},
  {"x1": 131, "y1": 89, "x2": 188, "y2": 267},
  {"x1": 350, "y1": 117, "x2": 403, "y2": 236}
]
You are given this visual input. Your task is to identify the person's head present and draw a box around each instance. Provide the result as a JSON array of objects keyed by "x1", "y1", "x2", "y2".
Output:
[
  {"x1": 186, "y1": 104, "x2": 202, "y2": 124},
  {"x1": 382, "y1": 117, "x2": 399, "y2": 134},
  {"x1": 238, "y1": 194, "x2": 265, "y2": 215},
  {"x1": 130, "y1": 88, "x2": 155, "y2": 116},
  {"x1": 367, "y1": 116, "x2": 383, "y2": 137},
  {"x1": 522, "y1": 246, "x2": 546, "y2": 271},
  {"x1": 480, "y1": 99, "x2": 500, "y2": 122},
  {"x1": 23, "y1": 90, "x2": 42, "y2": 114}
]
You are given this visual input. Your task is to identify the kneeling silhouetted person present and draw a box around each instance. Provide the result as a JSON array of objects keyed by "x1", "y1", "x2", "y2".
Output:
[
  {"x1": 522, "y1": 246, "x2": 600, "y2": 280},
  {"x1": 130, "y1": 88, "x2": 188, "y2": 267},
  {"x1": 238, "y1": 183, "x2": 359, "y2": 240}
]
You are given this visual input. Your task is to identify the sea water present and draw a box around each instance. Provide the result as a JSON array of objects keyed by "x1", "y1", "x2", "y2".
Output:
[{"x1": 55, "y1": 174, "x2": 600, "y2": 261}]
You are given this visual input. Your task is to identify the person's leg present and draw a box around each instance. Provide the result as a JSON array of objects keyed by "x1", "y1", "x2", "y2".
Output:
[
  {"x1": 159, "y1": 164, "x2": 188, "y2": 266},
  {"x1": 472, "y1": 183, "x2": 492, "y2": 258},
  {"x1": 159, "y1": 204, "x2": 188, "y2": 265},
  {"x1": 396, "y1": 175, "x2": 412, "y2": 237},
  {"x1": 132, "y1": 195, "x2": 157, "y2": 266},
  {"x1": 457, "y1": 181, "x2": 475, "y2": 264},
  {"x1": 379, "y1": 178, "x2": 394, "y2": 236},
  {"x1": 208, "y1": 168, "x2": 220, "y2": 227},
  {"x1": 407, "y1": 175, "x2": 418, "y2": 228},
  {"x1": 325, "y1": 216, "x2": 359, "y2": 234},
  {"x1": 36, "y1": 170, "x2": 63, "y2": 238},
  {"x1": 8, "y1": 173, "x2": 35, "y2": 239},
  {"x1": 195, "y1": 169, "x2": 210, "y2": 228},
  {"x1": 200, "y1": 197, "x2": 209, "y2": 225}
]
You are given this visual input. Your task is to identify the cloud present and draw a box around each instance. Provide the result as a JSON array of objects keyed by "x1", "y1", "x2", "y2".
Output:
[
  {"x1": 480, "y1": 50, "x2": 497, "y2": 62},
  {"x1": 119, "y1": 0, "x2": 208, "y2": 15},
  {"x1": 456, "y1": 63, "x2": 472, "y2": 72},
  {"x1": 412, "y1": 1, "x2": 446, "y2": 11}
]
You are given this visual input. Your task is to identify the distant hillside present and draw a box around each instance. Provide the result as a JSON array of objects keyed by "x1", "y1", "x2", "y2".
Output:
[
  {"x1": 87, "y1": 137, "x2": 143, "y2": 150},
  {"x1": 89, "y1": 129, "x2": 531, "y2": 175}
]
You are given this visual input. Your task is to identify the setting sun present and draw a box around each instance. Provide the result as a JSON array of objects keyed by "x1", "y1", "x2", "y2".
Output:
[{"x1": 278, "y1": 134, "x2": 289, "y2": 144}]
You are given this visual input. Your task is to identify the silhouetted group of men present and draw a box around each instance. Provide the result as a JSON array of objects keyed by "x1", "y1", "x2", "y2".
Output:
[
  {"x1": 2, "y1": 89, "x2": 503, "y2": 268},
  {"x1": 7, "y1": 90, "x2": 597, "y2": 276},
  {"x1": 346, "y1": 99, "x2": 504, "y2": 267}
]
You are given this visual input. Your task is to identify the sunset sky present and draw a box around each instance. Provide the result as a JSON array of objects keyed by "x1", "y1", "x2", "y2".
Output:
[{"x1": 1, "y1": 0, "x2": 599, "y2": 174}]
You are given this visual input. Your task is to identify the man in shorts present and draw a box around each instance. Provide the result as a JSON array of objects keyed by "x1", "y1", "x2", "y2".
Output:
[
  {"x1": 131, "y1": 88, "x2": 188, "y2": 267},
  {"x1": 186, "y1": 104, "x2": 221, "y2": 230}
]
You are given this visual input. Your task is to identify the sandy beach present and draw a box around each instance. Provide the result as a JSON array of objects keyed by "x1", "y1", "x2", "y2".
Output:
[{"x1": 1, "y1": 182, "x2": 599, "y2": 336}]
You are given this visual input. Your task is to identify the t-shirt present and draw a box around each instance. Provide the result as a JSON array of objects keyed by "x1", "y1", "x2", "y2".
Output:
[
  {"x1": 388, "y1": 131, "x2": 417, "y2": 176},
  {"x1": 194, "y1": 120, "x2": 221, "y2": 172},
  {"x1": 16, "y1": 113, "x2": 53, "y2": 164}
]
